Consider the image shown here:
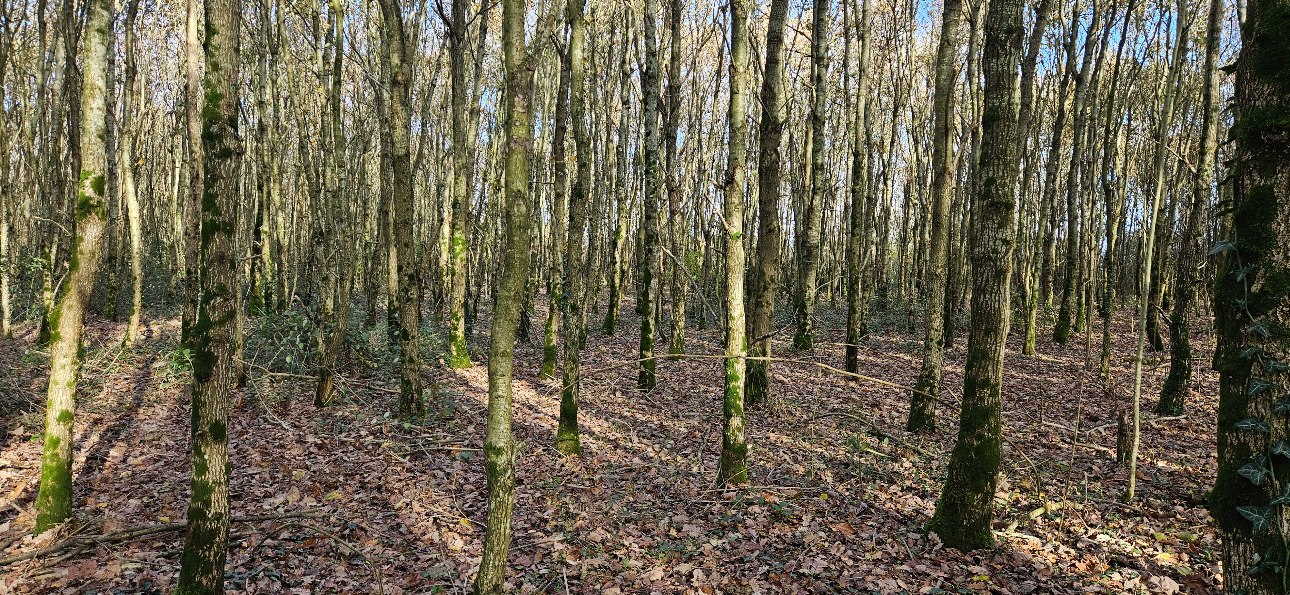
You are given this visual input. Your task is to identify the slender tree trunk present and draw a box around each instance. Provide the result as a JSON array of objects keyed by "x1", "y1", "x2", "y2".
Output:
[
  {"x1": 637, "y1": 0, "x2": 661, "y2": 390},
  {"x1": 447, "y1": 0, "x2": 474, "y2": 369},
  {"x1": 791, "y1": 0, "x2": 829, "y2": 351},
  {"x1": 181, "y1": 0, "x2": 203, "y2": 346},
  {"x1": 121, "y1": 0, "x2": 143, "y2": 346},
  {"x1": 664, "y1": 0, "x2": 685, "y2": 358},
  {"x1": 542, "y1": 45, "x2": 570, "y2": 380},
  {"x1": 718, "y1": 0, "x2": 750, "y2": 486},
  {"x1": 175, "y1": 0, "x2": 240, "y2": 584},
  {"x1": 377, "y1": 0, "x2": 423, "y2": 417},
  {"x1": 474, "y1": 3, "x2": 551, "y2": 591},
  {"x1": 315, "y1": 0, "x2": 348, "y2": 408},
  {"x1": 1126, "y1": 0, "x2": 1190, "y2": 500},
  {"x1": 1054, "y1": 0, "x2": 1103, "y2": 345},
  {"x1": 33, "y1": 0, "x2": 111, "y2": 534},
  {"x1": 602, "y1": 23, "x2": 631, "y2": 336},
  {"x1": 907, "y1": 0, "x2": 964, "y2": 432},
  {"x1": 745, "y1": 0, "x2": 788, "y2": 406},
  {"x1": 1157, "y1": 0, "x2": 1221, "y2": 414},
  {"x1": 930, "y1": 0, "x2": 1023, "y2": 549},
  {"x1": 557, "y1": 0, "x2": 591, "y2": 455},
  {"x1": 1098, "y1": 0, "x2": 1135, "y2": 379},
  {"x1": 844, "y1": 0, "x2": 871, "y2": 374}
]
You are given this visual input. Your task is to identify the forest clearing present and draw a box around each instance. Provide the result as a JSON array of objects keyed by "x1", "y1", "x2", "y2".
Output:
[
  {"x1": 0, "y1": 0, "x2": 1287, "y2": 588},
  {"x1": 0, "y1": 306, "x2": 1222, "y2": 593}
]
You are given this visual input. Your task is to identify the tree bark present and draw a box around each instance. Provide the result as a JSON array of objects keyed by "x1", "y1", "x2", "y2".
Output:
[
  {"x1": 745, "y1": 0, "x2": 788, "y2": 406},
  {"x1": 33, "y1": 0, "x2": 111, "y2": 535},
  {"x1": 908, "y1": 0, "x2": 964, "y2": 432},
  {"x1": 930, "y1": 0, "x2": 1023, "y2": 550},
  {"x1": 718, "y1": 0, "x2": 750, "y2": 487},
  {"x1": 175, "y1": 0, "x2": 240, "y2": 584},
  {"x1": 791, "y1": 0, "x2": 829, "y2": 351},
  {"x1": 637, "y1": 0, "x2": 661, "y2": 390},
  {"x1": 1157, "y1": 0, "x2": 1222, "y2": 415}
]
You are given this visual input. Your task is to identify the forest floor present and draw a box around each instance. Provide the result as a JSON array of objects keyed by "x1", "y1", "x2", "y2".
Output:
[{"x1": 0, "y1": 298, "x2": 1220, "y2": 594}]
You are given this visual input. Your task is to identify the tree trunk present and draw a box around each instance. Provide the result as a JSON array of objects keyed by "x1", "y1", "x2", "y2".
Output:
[
  {"x1": 377, "y1": 0, "x2": 423, "y2": 417},
  {"x1": 930, "y1": 0, "x2": 1023, "y2": 550},
  {"x1": 175, "y1": 0, "x2": 240, "y2": 584},
  {"x1": 637, "y1": 0, "x2": 661, "y2": 390},
  {"x1": 447, "y1": 0, "x2": 475, "y2": 369},
  {"x1": 474, "y1": 3, "x2": 550, "y2": 592},
  {"x1": 121, "y1": 0, "x2": 143, "y2": 346},
  {"x1": 908, "y1": 0, "x2": 964, "y2": 433},
  {"x1": 718, "y1": 0, "x2": 750, "y2": 487},
  {"x1": 745, "y1": 0, "x2": 788, "y2": 406},
  {"x1": 557, "y1": 0, "x2": 591, "y2": 455},
  {"x1": 844, "y1": 0, "x2": 871, "y2": 375},
  {"x1": 33, "y1": 0, "x2": 111, "y2": 534},
  {"x1": 1157, "y1": 0, "x2": 1221, "y2": 414},
  {"x1": 1210, "y1": 0, "x2": 1290, "y2": 584},
  {"x1": 601, "y1": 23, "x2": 632, "y2": 336},
  {"x1": 181, "y1": 0, "x2": 203, "y2": 346},
  {"x1": 543, "y1": 44, "x2": 570, "y2": 380},
  {"x1": 791, "y1": 0, "x2": 829, "y2": 351}
]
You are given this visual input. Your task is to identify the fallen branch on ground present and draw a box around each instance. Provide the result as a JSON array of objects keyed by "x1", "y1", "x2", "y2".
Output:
[{"x1": 0, "y1": 510, "x2": 326, "y2": 566}]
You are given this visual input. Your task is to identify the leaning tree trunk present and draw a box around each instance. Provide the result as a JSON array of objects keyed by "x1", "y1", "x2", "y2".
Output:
[
  {"x1": 718, "y1": 0, "x2": 750, "y2": 487},
  {"x1": 1156, "y1": 0, "x2": 1221, "y2": 415},
  {"x1": 907, "y1": 0, "x2": 964, "y2": 433},
  {"x1": 175, "y1": 0, "x2": 240, "y2": 585},
  {"x1": 33, "y1": 0, "x2": 111, "y2": 534},
  {"x1": 745, "y1": 0, "x2": 788, "y2": 406},
  {"x1": 378, "y1": 0, "x2": 423, "y2": 417},
  {"x1": 929, "y1": 0, "x2": 1023, "y2": 550},
  {"x1": 791, "y1": 0, "x2": 828, "y2": 351},
  {"x1": 1210, "y1": 0, "x2": 1290, "y2": 585}
]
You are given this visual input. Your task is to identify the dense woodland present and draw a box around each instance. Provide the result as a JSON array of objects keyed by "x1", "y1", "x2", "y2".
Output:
[{"x1": 0, "y1": 0, "x2": 1287, "y2": 590}]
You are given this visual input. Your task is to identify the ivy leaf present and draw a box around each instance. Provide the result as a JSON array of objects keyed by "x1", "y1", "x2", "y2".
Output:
[
  {"x1": 1238, "y1": 505, "x2": 1275, "y2": 531},
  {"x1": 1277, "y1": 396, "x2": 1290, "y2": 413},
  {"x1": 1268, "y1": 360, "x2": 1289, "y2": 373},
  {"x1": 1239, "y1": 456, "x2": 1269, "y2": 485},
  {"x1": 1250, "y1": 378, "x2": 1276, "y2": 395},
  {"x1": 1271, "y1": 483, "x2": 1290, "y2": 506},
  {"x1": 1209, "y1": 239, "x2": 1237, "y2": 256},
  {"x1": 1274, "y1": 441, "x2": 1290, "y2": 460},
  {"x1": 1248, "y1": 321, "x2": 1271, "y2": 339},
  {"x1": 1236, "y1": 417, "x2": 1272, "y2": 433},
  {"x1": 1242, "y1": 346, "x2": 1265, "y2": 360},
  {"x1": 1236, "y1": 265, "x2": 1255, "y2": 282}
]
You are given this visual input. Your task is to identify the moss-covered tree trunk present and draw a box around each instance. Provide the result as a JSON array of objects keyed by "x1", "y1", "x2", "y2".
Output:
[
  {"x1": 121, "y1": 0, "x2": 143, "y2": 347},
  {"x1": 377, "y1": 0, "x2": 423, "y2": 417},
  {"x1": 929, "y1": 0, "x2": 1022, "y2": 550},
  {"x1": 1157, "y1": 0, "x2": 1222, "y2": 415},
  {"x1": 602, "y1": 21, "x2": 631, "y2": 337},
  {"x1": 314, "y1": 0, "x2": 348, "y2": 408},
  {"x1": 791, "y1": 0, "x2": 828, "y2": 351},
  {"x1": 180, "y1": 0, "x2": 202, "y2": 347},
  {"x1": 1210, "y1": 0, "x2": 1290, "y2": 586},
  {"x1": 542, "y1": 45, "x2": 570, "y2": 380},
  {"x1": 557, "y1": 0, "x2": 591, "y2": 456},
  {"x1": 663, "y1": 0, "x2": 685, "y2": 359},
  {"x1": 907, "y1": 0, "x2": 963, "y2": 433},
  {"x1": 637, "y1": 0, "x2": 661, "y2": 390},
  {"x1": 32, "y1": 0, "x2": 111, "y2": 534},
  {"x1": 843, "y1": 0, "x2": 871, "y2": 376},
  {"x1": 174, "y1": 0, "x2": 240, "y2": 585},
  {"x1": 717, "y1": 0, "x2": 750, "y2": 487},
  {"x1": 474, "y1": 2, "x2": 552, "y2": 591},
  {"x1": 446, "y1": 0, "x2": 473, "y2": 370},
  {"x1": 745, "y1": 0, "x2": 787, "y2": 407}
]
